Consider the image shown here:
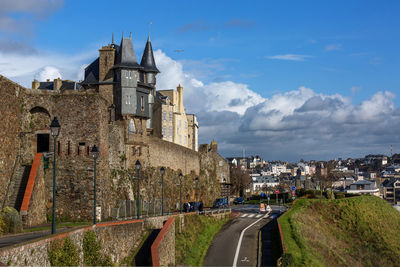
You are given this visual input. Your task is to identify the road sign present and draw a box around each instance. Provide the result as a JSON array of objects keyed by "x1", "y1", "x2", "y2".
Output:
[
  {"x1": 275, "y1": 189, "x2": 279, "y2": 194},
  {"x1": 291, "y1": 186, "x2": 296, "y2": 191},
  {"x1": 266, "y1": 205, "x2": 272, "y2": 212},
  {"x1": 292, "y1": 196, "x2": 296, "y2": 201},
  {"x1": 260, "y1": 203, "x2": 266, "y2": 212}
]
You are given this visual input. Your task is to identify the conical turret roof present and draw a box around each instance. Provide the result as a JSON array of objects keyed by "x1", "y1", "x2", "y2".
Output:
[
  {"x1": 115, "y1": 37, "x2": 142, "y2": 69},
  {"x1": 140, "y1": 37, "x2": 160, "y2": 73}
]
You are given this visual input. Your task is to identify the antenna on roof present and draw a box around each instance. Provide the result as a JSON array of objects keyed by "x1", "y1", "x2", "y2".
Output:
[
  {"x1": 129, "y1": 32, "x2": 132, "y2": 40},
  {"x1": 112, "y1": 32, "x2": 114, "y2": 44}
]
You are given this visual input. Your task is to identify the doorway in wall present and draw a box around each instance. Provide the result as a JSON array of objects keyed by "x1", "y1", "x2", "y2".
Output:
[{"x1": 37, "y1": 134, "x2": 50, "y2": 153}]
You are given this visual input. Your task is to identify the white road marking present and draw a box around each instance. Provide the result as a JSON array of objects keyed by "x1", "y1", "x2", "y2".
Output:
[
  {"x1": 240, "y1": 214, "x2": 248, "y2": 218},
  {"x1": 247, "y1": 214, "x2": 255, "y2": 218},
  {"x1": 233, "y1": 211, "x2": 270, "y2": 267},
  {"x1": 255, "y1": 214, "x2": 262, "y2": 218},
  {"x1": 263, "y1": 214, "x2": 270, "y2": 218}
]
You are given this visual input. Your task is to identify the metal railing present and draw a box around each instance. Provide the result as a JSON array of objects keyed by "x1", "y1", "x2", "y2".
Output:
[{"x1": 109, "y1": 198, "x2": 174, "y2": 220}]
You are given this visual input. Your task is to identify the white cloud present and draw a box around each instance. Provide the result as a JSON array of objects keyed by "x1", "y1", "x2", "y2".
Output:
[
  {"x1": 266, "y1": 54, "x2": 312, "y2": 61},
  {"x1": 34, "y1": 66, "x2": 62, "y2": 81},
  {"x1": 325, "y1": 44, "x2": 342, "y2": 51},
  {"x1": 154, "y1": 49, "x2": 399, "y2": 160},
  {"x1": 0, "y1": 49, "x2": 96, "y2": 87}
]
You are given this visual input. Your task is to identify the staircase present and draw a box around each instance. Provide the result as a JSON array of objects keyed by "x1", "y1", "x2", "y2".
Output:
[{"x1": 8, "y1": 165, "x2": 31, "y2": 211}]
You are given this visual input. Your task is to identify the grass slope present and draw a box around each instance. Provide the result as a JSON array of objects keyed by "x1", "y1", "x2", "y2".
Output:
[
  {"x1": 175, "y1": 214, "x2": 229, "y2": 266},
  {"x1": 279, "y1": 196, "x2": 400, "y2": 267}
]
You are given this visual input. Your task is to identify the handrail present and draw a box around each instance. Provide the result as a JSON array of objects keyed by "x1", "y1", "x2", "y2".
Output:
[
  {"x1": 1, "y1": 155, "x2": 20, "y2": 210},
  {"x1": 20, "y1": 153, "x2": 43, "y2": 212}
]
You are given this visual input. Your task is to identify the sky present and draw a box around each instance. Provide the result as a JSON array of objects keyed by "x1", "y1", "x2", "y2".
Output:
[{"x1": 0, "y1": 0, "x2": 400, "y2": 161}]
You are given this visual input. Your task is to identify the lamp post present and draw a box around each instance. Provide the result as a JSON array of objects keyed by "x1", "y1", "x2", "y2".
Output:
[
  {"x1": 91, "y1": 145, "x2": 99, "y2": 224},
  {"x1": 50, "y1": 117, "x2": 61, "y2": 235},
  {"x1": 179, "y1": 173, "x2": 183, "y2": 213},
  {"x1": 195, "y1": 177, "x2": 199, "y2": 203},
  {"x1": 136, "y1": 160, "x2": 141, "y2": 219},
  {"x1": 160, "y1": 167, "x2": 165, "y2": 216}
]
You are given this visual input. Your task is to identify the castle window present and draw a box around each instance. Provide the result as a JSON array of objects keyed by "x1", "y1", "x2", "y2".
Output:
[
  {"x1": 162, "y1": 126, "x2": 167, "y2": 137},
  {"x1": 129, "y1": 119, "x2": 136, "y2": 133},
  {"x1": 169, "y1": 112, "x2": 173, "y2": 122},
  {"x1": 169, "y1": 127, "x2": 172, "y2": 138},
  {"x1": 178, "y1": 120, "x2": 181, "y2": 130},
  {"x1": 57, "y1": 141, "x2": 61, "y2": 156},
  {"x1": 185, "y1": 121, "x2": 187, "y2": 129},
  {"x1": 126, "y1": 95, "x2": 131, "y2": 105},
  {"x1": 67, "y1": 141, "x2": 71, "y2": 156},
  {"x1": 163, "y1": 111, "x2": 167, "y2": 121},
  {"x1": 132, "y1": 146, "x2": 136, "y2": 156},
  {"x1": 86, "y1": 146, "x2": 90, "y2": 156},
  {"x1": 141, "y1": 96, "x2": 144, "y2": 112},
  {"x1": 179, "y1": 134, "x2": 181, "y2": 144}
]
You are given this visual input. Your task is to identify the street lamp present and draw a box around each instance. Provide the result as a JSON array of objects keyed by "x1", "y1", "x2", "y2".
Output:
[
  {"x1": 91, "y1": 145, "x2": 99, "y2": 224},
  {"x1": 160, "y1": 167, "x2": 165, "y2": 216},
  {"x1": 195, "y1": 177, "x2": 199, "y2": 203},
  {"x1": 136, "y1": 160, "x2": 141, "y2": 219},
  {"x1": 179, "y1": 173, "x2": 183, "y2": 213},
  {"x1": 50, "y1": 117, "x2": 60, "y2": 234}
]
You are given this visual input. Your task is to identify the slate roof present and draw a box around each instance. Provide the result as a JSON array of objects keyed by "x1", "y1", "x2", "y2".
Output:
[
  {"x1": 114, "y1": 38, "x2": 142, "y2": 69},
  {"x1": 140, "y1": 37, "x2": 159, "y2": 73},
  {"x1": 82, "y1": 57, "x2": 99, "y2": 84}
]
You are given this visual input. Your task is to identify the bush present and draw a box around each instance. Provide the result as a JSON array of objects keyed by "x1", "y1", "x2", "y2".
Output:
[
  {"x1": 83, "y1": 230, "x2": 113, "y2": 266},
  {"x1": 335, "y1": 192, "x2": 345, "y2": 199},
  {"x1": 0, "y1": 214, "x2": 6, "y2": 236},
  {"x1": 280, "y1": 253, "x2": 294, "y2": 267},
  {"x1": 1, "y1": 207, "x2": 23, "y2": 234},
  {"x1": 48, "y1": 237, "x2": 80, "y2": 266}
]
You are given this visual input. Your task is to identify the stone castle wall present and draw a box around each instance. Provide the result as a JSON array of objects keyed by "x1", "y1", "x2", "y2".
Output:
[
  {"x1": 0, "y1": 76, "x2": 228, "y2": 222},
  {"x1": 0, "y1": 76, "x2": 24, "y2": 205}
]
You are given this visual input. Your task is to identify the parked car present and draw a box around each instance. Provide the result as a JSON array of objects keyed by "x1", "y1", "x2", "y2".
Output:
[
  {"x1": 213, "y1": 198, "x2": 228, "y2": 209},
  {"x1": 233, "y1": 197, "x2": 245, "y2": 205}
]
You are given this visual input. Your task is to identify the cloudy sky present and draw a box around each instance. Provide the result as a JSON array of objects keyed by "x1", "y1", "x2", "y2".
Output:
[{"x1": 1, "y1": 0, "x2": 400, "y2": 161}]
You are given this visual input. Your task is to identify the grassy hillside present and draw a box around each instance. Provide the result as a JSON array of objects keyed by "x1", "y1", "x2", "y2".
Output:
[{"x1": 278, "y1": 196, "x2": 400, "y2": 267}]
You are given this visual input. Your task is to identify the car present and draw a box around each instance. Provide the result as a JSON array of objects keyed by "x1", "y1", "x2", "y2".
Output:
[
  {"x1": 213, "y1": 198, "x2": 228, "y2": 209},
  {"x1": 233, "y1": 197, "x2": 245, "y2": 205}
]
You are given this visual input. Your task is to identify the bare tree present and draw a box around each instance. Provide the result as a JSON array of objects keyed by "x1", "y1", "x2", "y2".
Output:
[{"x1": 230, "y1": 166, "x2": 252, "y2": 197}]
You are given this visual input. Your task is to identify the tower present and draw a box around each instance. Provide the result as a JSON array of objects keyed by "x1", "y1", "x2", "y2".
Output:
[
  {"x1": 114, "y1": 36, "x2": 144, "y2": 117},
  {"x1": 140, "y1": 36, "x2": 160, "y2": 129}
]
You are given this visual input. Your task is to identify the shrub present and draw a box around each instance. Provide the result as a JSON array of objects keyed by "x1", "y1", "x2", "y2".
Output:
[
  {"x1": 280, "y1": 253, "x2": 294, "y2": 267},
  {"x1": 48, "y1": 237, "x2": 80, "y2": 266},
  {"x1": 1, "y1": 207, "x2": 23, "y2": 234},
  {"x1": 335, "y1": 192, "x2": 345, "y2": 199},
  {"x1": 83, "y1": 230, "x2": 113, "y2": 266},
  {"x1": 0, "y1": 214, "x2": 6, "y2": 236}
]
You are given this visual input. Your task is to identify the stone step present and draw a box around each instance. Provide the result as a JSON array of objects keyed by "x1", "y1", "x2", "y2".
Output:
[{"x1": 8, "y1": 165, "x2": 31, "y2": 211}]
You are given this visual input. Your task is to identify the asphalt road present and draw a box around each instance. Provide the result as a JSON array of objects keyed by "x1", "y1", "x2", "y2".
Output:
[{"x1": 203, "y1": 204, "x2": 283, "y2": 267}]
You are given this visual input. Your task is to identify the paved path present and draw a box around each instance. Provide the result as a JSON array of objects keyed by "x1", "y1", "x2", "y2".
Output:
[
  {"x1": 0, "y1": 229, "x2": 68, "y2": 249},
  {"x1": 203, "y1": 204, "x2": 282, "y2": 267}
]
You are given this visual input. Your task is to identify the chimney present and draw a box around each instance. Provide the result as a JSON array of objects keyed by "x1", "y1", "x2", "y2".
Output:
[
  {"x1": 32, "y1": 79, "x2": 40, "y2": 89},
  {"x1": 177, "y1": 84, "x2": 184, "y2": 113},
  {"x1": 54, "y1": 78, "x2": 62, "y2": 91}
]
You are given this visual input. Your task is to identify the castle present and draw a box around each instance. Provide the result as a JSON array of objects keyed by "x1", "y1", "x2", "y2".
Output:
[{"x1": 0, "y1": 34, "x2": 229, "y2": 226}]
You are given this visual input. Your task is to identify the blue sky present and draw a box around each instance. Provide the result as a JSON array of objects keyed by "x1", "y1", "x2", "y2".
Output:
[{"x1": 1, "y1": 0, "x2": 400, "y2": 161}]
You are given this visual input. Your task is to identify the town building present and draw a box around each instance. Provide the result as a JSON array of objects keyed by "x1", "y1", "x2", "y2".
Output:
[
  {"x1": 153, "y1": 84, "x2": 198, "y2": 151},
  {"x1": 382, "y1": 178, "x2": 400, "y2": 205}
]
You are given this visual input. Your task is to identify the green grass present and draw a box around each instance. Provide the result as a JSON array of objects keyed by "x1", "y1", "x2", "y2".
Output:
[
  {"x1": 23, "y1": 222, "x2": 90, "y2": 233},
  {"x1": 175, "y1": 214, "x2": 229, "y2": 266},
  {"x1": 278, "y1": 196, "x2": 400, "y2": 267}
]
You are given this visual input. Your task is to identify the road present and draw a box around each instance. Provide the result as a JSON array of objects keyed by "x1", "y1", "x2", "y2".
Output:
[{"x1": 203, "y1": 204, "x2": 283, "y2": 267}]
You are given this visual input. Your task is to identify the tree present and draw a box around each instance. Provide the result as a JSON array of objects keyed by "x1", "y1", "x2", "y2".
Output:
[{"x1": 230, "y1": 166, "x2": 252, "y2": 197}]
